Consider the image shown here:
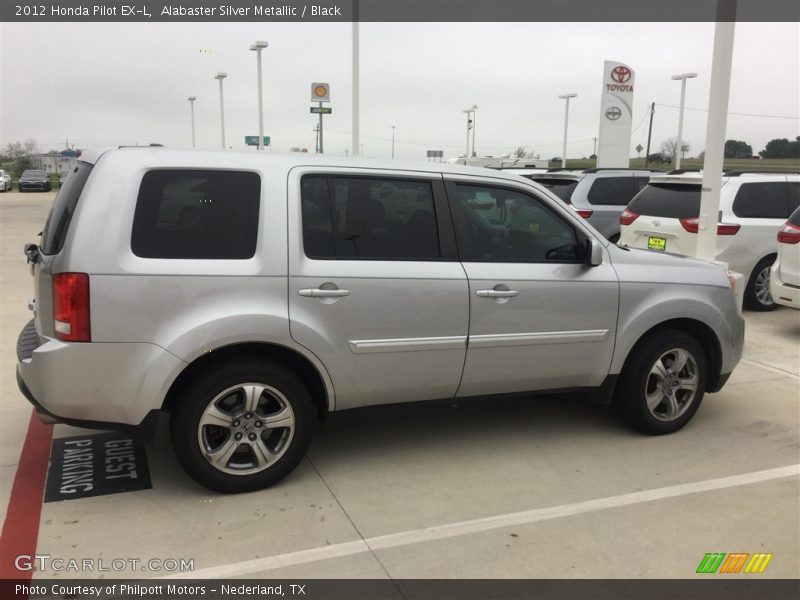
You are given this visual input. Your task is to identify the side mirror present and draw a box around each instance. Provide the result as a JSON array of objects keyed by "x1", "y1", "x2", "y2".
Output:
[{"x1": 589, "y1": 238, "x2": 603, "y2": 267}]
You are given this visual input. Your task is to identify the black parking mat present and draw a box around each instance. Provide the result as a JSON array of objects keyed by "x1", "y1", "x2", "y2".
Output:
[{"x1": 44, "y1": 432, "x2": 152, "y2": 502}]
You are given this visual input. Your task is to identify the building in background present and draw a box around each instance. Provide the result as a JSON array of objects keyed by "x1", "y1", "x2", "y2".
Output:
[{"x1": 31, "y1": 148, "x2": 81, "y2": 176}]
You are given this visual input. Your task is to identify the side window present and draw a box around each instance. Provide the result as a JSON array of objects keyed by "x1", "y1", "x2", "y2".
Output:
[
  {"x1": 731, "y1": 182, "x2": 789, "y2": 218},
  {"x1": 300, "y1": 175, "x2": 440, "y2": 260},
  {"x1": 586, "y1": 176, "x2": 635, "y2": 206},
  {"x1": 132, "y1": 170, "x2": 260, "y2": 259},
  {"x1": 451, "y1": 184, "x2": 584, "y2": 263}
]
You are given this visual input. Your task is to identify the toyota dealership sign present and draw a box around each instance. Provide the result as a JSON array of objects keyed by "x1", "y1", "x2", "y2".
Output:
[{"x1": 596, "y1": 60, "x2": 635, "y2": 168}]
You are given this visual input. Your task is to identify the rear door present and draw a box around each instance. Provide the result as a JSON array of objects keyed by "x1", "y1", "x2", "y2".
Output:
[
  {"x1": 445, "y1": 177, "x2": 619, "y2": 397},
  {"x1": 620, "y1": 182, "x2": 702, "y2": 256},
  {"x1": 583, "y1": 174, "x2": 636, "y2": 239},
  {"x1": 287, "y1": 168, "x2": 469, "y2": 409}
]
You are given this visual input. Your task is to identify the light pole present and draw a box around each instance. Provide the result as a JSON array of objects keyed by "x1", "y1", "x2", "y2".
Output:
[
  {"x1": 214, "y1": 72, "x2": 227, "y2": 149},
  {"x1": 391, "y1": 125, "x2": 396, "y2": 158},
  {"x1": 470, "y1": 105, "x2": 478, "y2": 157},
  {"x1": 558, "y1": 93, "x2": 577, "y2": 169},
  {"x1": 250, "y1": 40, "x2": 268, "y2": 150},
  {"x1": 462, "y1": 106, "x2": 476, "y2": 165},
  {"x1": 187, "y1": 96, "x2": 196, "y2": 148},
  {"x1": 671, "y1": 72, "x2": 697, "y2": 169}
]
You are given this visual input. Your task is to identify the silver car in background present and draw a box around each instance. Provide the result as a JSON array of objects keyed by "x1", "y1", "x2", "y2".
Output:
[
  {"x1": 17, "y1": 148, "x2": 744, "y2": 492},
  {"x1": 528, "y1": 168, "x2": 663, "y2": 242}
]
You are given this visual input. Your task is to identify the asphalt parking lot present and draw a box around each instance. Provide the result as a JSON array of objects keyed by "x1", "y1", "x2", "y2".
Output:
[{"x1": 1, "y1": 190, "x2": 798, "y2": 581}]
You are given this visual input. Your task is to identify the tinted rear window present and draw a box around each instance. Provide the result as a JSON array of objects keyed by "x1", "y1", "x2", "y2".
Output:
[
  {"x1": 788, "y1": 205, "x2": 800, "y2": 227},
  {"x1": 41, "y1": 161, "x2": 93, "y2": 255},
  {"x1": 731, "y1": 182, "x2": 789, "y2": 219},
  {"x1": 627, "y1": 183, "x2": 701, "y2": 219},
  {"x1": 586, "y1": 176, "x2": 634, "y2": 206},
  {"x1": 531, "y1": 178, "x2": 578, "y2": 203},
  {"x1": 790, "y1": 183, "x2": 800, "y2": 214},
  {"x1": 132, "y1": 170, "x2": 260, "y2": 259}
]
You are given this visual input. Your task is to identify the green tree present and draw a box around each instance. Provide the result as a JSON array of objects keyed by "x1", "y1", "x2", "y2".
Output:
[
  {"x1": 760, "y1": 136, "x2": 800, "y2": 159},
  {"x1": 3, "y1": 139, "x2": 38, "y2": 176},
  {"x1": 724, "y1": 139, "x2": 753, "y2": 159}
]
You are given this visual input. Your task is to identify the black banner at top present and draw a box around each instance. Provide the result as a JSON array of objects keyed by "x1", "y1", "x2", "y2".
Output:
[{"x1": 2, "y1": 0, "x2": 799, "y2": 23}]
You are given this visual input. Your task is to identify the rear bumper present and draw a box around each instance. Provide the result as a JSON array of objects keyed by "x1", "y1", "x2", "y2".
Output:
[
  {"x1": 16, "y1": 319, "x2": 185, "y2": 434},
  {"x1": 770, "y1": 264, "x2": 800, "y2": 309},
  {"x1": 16, "y1": 367, "x2": 159, "y2": 438}
]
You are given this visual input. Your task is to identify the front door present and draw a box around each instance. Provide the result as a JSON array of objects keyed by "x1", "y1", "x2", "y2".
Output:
[{"x1": 445, "y1": 178, "x2": 619, "y2": 398}]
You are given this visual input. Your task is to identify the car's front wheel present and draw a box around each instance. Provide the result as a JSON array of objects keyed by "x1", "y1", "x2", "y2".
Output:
[
  {"x1": 614, "y1": 329, "x2": 707, "y2": 434},
  {"x1": 744, "y1": 257, "x2": 777, "y2": 311},
  {"x1": 171, "y1": 359, "x2": 314, "y2": 493}
]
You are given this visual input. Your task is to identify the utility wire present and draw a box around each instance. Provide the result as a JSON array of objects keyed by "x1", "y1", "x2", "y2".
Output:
[
  {"x1": 654, "y1": 103, "x2": 799, "y2": 120},
  {"x1": 326, "y1": 128, "x2": 596, "y2": 151}
]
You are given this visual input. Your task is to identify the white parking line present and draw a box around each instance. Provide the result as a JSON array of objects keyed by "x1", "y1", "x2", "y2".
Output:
[{"x1": 164, "y1": 464, "x2": 800, "y2": 579}]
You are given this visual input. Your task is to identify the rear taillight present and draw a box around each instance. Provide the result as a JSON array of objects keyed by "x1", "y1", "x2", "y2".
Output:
[
  {"x1": 777, "y1": 221, "x2": 800, "y2": 244},
  {"x1": 619, "y1": 208, "x2": 638, "y2": 226},
  {"x1": 679, "y1": 217, "x2": 740, "y2": 236},
  {"x1": 53, "y1": 273, "x2": 91, "y2": 342},
  {"x1": 716, "y1": 223, "x2": 741, "y2": 235},
  {"x1": 574, "y1": 209, "x2": 593, "y2": 219}
]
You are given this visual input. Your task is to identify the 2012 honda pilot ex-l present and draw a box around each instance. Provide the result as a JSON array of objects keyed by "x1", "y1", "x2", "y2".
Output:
[{"x1": 17, "y1": 147, "x2": 744, "y2": 493}]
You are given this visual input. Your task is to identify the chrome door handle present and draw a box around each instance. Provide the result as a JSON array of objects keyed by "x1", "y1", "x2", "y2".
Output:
[
  {"x1": 476, "y1": 289, "x2": 518, "y2": 298},
  {"x1": 298, "y1": 288, "x2": 350, "y2": 298}
]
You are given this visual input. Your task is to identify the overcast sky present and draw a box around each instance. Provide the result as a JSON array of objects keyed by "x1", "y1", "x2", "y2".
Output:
[{"x1": 1, "y1": 21, "x2": 798, "y2": 160}]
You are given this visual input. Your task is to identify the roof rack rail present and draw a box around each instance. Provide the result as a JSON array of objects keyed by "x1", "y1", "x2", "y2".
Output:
[
  {"x1": 117, "y1": 143, "x2": 165, "y2": 148},
  {"x1": 723, "y1": 169, "x2": 799, "y2": 177},
  {"x1": 581, "y1": 167, "x2": 664, "y2": 173},
  {"x1": 666, "y1": 169, "x2": 701, "y2": 175},
  {"x1": 545, "y1": 168, "x2": 575, "y2": 172}
]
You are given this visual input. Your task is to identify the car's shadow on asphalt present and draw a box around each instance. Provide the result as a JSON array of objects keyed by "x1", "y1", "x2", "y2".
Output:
[{"x1": 149, "y1": 392, "x2": 628, "y2": 495}]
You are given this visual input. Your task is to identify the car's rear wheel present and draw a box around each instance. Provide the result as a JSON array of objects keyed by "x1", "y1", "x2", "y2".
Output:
[
  {"x1": 171, "y1": 359, "x2": 314, "y2": 493},
  {"x1": 744, "y1": 257, "x2": 777, "y2": 311},
  {"x1": 614, "y1": 329, "x2": 707, "y2": 434}
]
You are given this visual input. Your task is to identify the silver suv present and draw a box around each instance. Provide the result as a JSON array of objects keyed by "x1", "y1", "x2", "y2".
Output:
[
  {"x1": 529, "y1": 168, "x2": 663, "y2": 242},
  {"x1": 17, "y1": 148, "x2": 744, "y2": 493}
]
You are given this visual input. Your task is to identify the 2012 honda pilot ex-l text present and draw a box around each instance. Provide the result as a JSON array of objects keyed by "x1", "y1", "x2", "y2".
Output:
[{"x1": 17, "y1": 147, "x2": 744, "y2": 493}]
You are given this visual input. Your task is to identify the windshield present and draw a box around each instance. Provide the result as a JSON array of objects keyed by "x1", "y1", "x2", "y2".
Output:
[{"x1": 22, "y1": 170, "x2": 46, "y2": 177}]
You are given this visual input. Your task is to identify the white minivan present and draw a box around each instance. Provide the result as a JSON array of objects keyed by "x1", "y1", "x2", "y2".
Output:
[
  {"x1": 620, "y1": 171, "x2": 800, "y2": 310},
  {"x1": 770, "y1": 206, "x2": 800, "y2": 309}
]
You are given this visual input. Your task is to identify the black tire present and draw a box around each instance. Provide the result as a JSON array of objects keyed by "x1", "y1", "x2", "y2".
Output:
[
  {"x1": 613, "y1": 329, "x2": 708, "y2": 435},
  {"x1": 743, "y1": 257, "x2": 777, "y2": 311},
  {"x1": 170, "y1": 358, "x2": 314, "y2": 493}
]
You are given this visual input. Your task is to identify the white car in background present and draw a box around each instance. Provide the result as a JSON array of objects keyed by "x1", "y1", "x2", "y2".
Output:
[
  {"x1": 770, "y1": 205, "x2": 800, "y2": 309},
  {"x1": 0, "y1": 170, "x2": 11, "y2": 192},
  {"x1": 619, "y1": 171, "x2": 800, "y2": 311}
]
